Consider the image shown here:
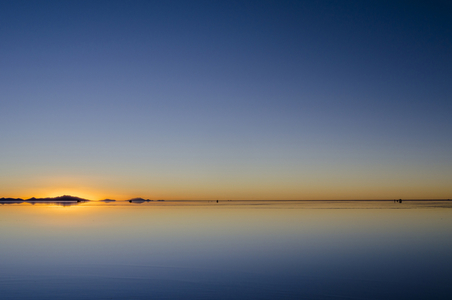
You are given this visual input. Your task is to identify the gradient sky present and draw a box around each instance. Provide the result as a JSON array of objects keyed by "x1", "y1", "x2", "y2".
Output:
[{"x1": 1, "y1": 0, "x2": 451, "y2": 200}]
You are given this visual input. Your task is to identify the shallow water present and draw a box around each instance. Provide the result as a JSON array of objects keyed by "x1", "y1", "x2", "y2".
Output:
[{"x1": 1, "y1": 200, "x2": 451, "y2": 299}]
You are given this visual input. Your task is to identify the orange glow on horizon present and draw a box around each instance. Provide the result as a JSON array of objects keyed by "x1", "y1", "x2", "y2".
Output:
[
  {"x1": 43, "y1": 190, "x2": 101, "y2": 200},
  {"x1": 20, "y1": 188, "x2": 107, "y2": 201}
]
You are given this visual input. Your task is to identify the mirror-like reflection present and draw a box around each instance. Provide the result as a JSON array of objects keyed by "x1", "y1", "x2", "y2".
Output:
[
  {"x1": 0, "y1": 195, "x2": 90, "y2": 206},
  {"x1": 0, "y1": 201, "x2": 88, "y2": 207},
  {"x1": 1, "y1": 200, "x2": 451, "y2": 299}
]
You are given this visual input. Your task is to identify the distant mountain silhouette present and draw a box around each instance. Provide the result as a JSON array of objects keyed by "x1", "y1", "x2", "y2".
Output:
[
  {"x1": 0, "y1": 195, "x2": 89, "y2": 207},
  {"x1": 0, "y1": 195, "x2": 89, "y2": 204},
  {"x1": 99, "y1": 199, "x2": 116, "y2": 203},
  {"x1": 26, "y1": 195, "x2": 89, "y2": 202},
  {"x1": 128, "y1": 197, "x2": 153, "y2": 203},
  {"x1": 0, "y1": 197, "x2": 24, "y2": 204},
  {"x1": 0, "y1": 197, "x2": 24, "y2": 201},
  {"x1": 0, "y1": 195, "x2": 166, "y2": 205}
]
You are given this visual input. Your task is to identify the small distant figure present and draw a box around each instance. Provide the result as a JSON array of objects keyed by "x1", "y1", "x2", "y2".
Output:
[{"x1": 216, "y1": 200, "x2": 219, "y2": 203}]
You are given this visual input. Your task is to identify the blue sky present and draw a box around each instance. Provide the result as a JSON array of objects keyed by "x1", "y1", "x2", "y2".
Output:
[{"x1": 1, "y1": 0, "x2": 451, "y2": 199}]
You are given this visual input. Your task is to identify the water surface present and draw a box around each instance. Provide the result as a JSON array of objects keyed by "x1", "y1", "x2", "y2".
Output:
[{"x1": 1, "y1": 200, "x2": 451, "y2": 299}]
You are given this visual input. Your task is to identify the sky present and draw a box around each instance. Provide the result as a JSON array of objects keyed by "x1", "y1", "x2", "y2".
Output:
[{"x1": 1, "y1": 0, "x2": 451, "y2": 200}]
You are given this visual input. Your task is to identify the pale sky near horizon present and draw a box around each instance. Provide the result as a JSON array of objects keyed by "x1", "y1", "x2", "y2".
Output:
[{"x1": 1, "y1": 1, "x2": 451, "y2": 200}]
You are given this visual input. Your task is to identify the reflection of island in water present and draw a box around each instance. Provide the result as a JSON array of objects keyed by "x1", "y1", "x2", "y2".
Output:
[
  {"x1": 0, "y1": 195, "x2": 89, "y2": 206},
  {"x1": 0, "y1": 195, "x2": 158, "y2": 206},
  {"x1": 128, "y1": 198, "x2": 154, "y2": 204}
]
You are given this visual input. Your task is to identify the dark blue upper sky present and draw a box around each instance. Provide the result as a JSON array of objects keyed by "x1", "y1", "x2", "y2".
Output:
[{"x1": 1, "y1": 1, "x2": 451, "y2": 199}]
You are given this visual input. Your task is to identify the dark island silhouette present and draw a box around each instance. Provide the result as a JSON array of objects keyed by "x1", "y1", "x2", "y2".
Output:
[
  {"x1": 0, "y1": 195, "x2": 89, "y2": 206},
  {"x1": 0, "y1": 195, "x2": 156, "y2": 206},
  {"x1": 128, "y1": 198, "x2": 154, "y2": 204},
  {"x1": 99, "y1": 199, "x2": 116, "y2": 203}
]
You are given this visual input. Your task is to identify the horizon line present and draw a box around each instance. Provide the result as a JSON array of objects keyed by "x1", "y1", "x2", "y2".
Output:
[{"x1": 1, "y1": 195, "x2": 451, "y2": 202}]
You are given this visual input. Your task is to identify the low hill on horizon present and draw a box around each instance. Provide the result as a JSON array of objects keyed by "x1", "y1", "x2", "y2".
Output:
[{"x1": 0, "y1": 195, "x2": 90, "y2": 202}]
